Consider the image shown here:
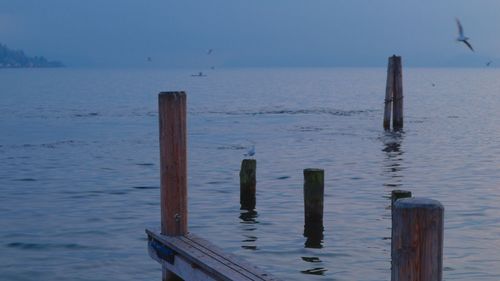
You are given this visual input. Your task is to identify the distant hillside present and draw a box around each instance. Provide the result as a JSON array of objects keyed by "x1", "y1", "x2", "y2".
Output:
[{"x1": 0, "y1": 43, "x2": 63, "y2": 68}]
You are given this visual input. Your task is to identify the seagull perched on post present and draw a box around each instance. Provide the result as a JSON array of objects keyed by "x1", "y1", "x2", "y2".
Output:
[
  {"x1": 456, "y1": 18, "x2": 474, "y2": 52},
  {"x1": 244, "y1": 145, "x2": 255, "y2": 157}
]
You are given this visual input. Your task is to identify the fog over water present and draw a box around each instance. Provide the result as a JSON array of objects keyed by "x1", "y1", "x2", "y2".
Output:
[{"x1": 1, "y1": 1, "x2": 500, "y2": 67}]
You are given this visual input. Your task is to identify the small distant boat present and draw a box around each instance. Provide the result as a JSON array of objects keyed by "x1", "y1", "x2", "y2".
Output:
[{"x1": 191, "y1": 72, "x2": 207, "y2": 77}]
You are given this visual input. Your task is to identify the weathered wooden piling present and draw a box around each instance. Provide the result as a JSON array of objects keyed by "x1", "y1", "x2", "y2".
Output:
[
  {"x1": 384, "y1": 56, "x2": 395, "y2": 130},
  {"x1": 390, "y1": 190, "x2": 412, "y2": 211},
  {"x1": 384, "y1": 55, "x2": 404, "y2": 130},
  {"x1": 159, "y1": 92, "x2": 187, "y2": 281},
  {"x1": 159, "y1": 91, "x2": 187, "y2": 236},
  {"x1": 391, "y1": 198, "x2": 444, "y2": 281},
  {"x1": 240, "y1": 159, "x2": 256, "y2": 210},
  {"x1": 392, "y1": 56, "x2": 404, "y2": 130},
  {"x1": 303, "y1": 169, "x2": 324, "y2": 237}
]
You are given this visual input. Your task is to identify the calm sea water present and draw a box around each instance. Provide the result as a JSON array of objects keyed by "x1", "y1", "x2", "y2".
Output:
[{"x1": 1, "y1": 67, "x2": 500, "y2": 281}]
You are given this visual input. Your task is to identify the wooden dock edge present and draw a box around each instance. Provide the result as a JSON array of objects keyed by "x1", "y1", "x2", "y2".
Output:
[{"x1": 146, "y1": 229, "x2": 281, "y2": 281}]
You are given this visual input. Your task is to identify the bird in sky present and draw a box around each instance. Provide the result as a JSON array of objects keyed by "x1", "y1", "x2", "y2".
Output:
[
  {"x1": 486, "y1": 60, "x2": 493, "y2": 67},
  {"x1": 147, "y1": 57, "x2": 152, "y2": 62},
  {"x1": 207, "y1": 49, "x2": 213, "y2": 55},
  {"x1": 455, "y1": 18, "x2": 474, "y2": 52}
]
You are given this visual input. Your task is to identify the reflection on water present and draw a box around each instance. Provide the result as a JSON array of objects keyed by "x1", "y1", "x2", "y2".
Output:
[
  {"x1": 3, "y1": 68, "x2": 500, "y2": 280},
  {"x1": 239, "y1": 210, "x2": 259, "y2": 250},
  {"x1": 381, "y1": 131, "x2": 405, "y2": 190},
  {"x1": 300, "y1": 267, "x2": 327, "y2": 275}
]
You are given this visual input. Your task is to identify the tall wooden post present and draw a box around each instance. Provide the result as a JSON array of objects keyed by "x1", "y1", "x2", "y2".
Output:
[
  {"x1": 392, "y1": 56, "x2": 404, "y2": 130},
  {"x1": 240, "y1": 159, "x2": 256, "y2": 210},
  {"x1": 384, "y1": 56, "x2": 395, "y2": 130},
  {"x1": 159, "y1": 92, "x2": 187, "y2": 281},
  {"x1": 392, "y1": 198, "x2": 444, "y2": 281},
  {"x1": 384, "y1": 55, "x2": 404, "y2": 130},
  {"x1": 303, "y1": 168, "x2": 324, "y2": 248}
]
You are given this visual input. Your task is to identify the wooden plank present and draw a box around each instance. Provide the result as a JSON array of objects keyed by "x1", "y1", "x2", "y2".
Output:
[
  {"x1": 182, "y1": 233, "x2": 280, "y2": 281},
  {"x1": 152, "y1": 245, "x2": 218, "y2": 281},
  {"x1": 148, "y1": 230, "x2": 256, "y2": 281},
  {"x1": 147, "y1": 229, "x2": 280, "y2": 281},
  {"x1": 158, "y1": 92, "x2": 188, "y2": 236}
]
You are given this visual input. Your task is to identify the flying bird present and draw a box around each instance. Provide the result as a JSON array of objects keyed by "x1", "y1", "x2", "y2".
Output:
[
  {"x1": 455, "y1": 18, "x2": 474, "y2": 52},
  {"x1": 486, "y1": 60, "x2": 492, "y2": 67},
  {"x1": 207, "y1": 49, "x2": 213, "y2": 55}
]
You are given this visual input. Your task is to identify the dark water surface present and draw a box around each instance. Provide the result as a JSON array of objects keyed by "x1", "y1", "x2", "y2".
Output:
[{"x1": 1, "y1": 68, "x2": 500, "y2": 280}]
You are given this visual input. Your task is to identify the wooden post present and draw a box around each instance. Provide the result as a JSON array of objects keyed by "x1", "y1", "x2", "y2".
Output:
[
  {"x1": 392, "y1": 56, "x2": 404, "y2": 130},
  {"x1": 303, "y1": 168, "x2": 324, "y2": 248},
  {"x1": 384, "y1": 56, "x2": 395, "y2": 130},
  {"x1": 159, "y1": 92, "x2": 188, "y2": 281},
  {"x1": 391, "y1": 190, "x2": 412, "y2": 211},
  {"x1": 392, "y1": 198, "x2": 444, "y2": 281},
  {"x1": 240, "y1": 159, "x2": 256, "y2": 210},
  {"x1": 159, "y1": 92, "x2": 188, "y2": 236}
]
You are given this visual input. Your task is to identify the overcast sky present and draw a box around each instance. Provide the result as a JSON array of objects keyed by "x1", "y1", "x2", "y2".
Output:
[{"x1": 1, "y1": 0, "x2": 499, "y2": 67}]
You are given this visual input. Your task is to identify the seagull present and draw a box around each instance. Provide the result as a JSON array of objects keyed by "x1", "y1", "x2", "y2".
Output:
[
  {"x1": 456, "y1": 18, "x2": 474, "y2": 52},
  {"x1": 486, "y1": 60, "x2": 492, "y2": 67},
  {"x1": 244, "y1": 145, "x2": 255, "y2": 157}
]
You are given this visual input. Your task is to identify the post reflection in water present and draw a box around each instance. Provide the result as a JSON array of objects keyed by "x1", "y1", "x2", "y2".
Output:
[
  {"x1": 239, "y1": 210, "x2": 259, "y2": 250},
  {"x1": 381, "y1": 130, "x2": 406, "y2": 242},
  {"x1": 301, "y1": 216, "x2": 326, "y2": 275},
  {"x1": 382, "y1": 130, "x2": 405, "y2": 190}
]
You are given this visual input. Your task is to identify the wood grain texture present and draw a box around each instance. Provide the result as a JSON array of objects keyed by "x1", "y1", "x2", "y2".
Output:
[
  {"x1": 391, "y1": 198, "x2": 444, "y2": 281},
  {"x1": 159, "y1": 92, "x2": 188, "y2": 236}
]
